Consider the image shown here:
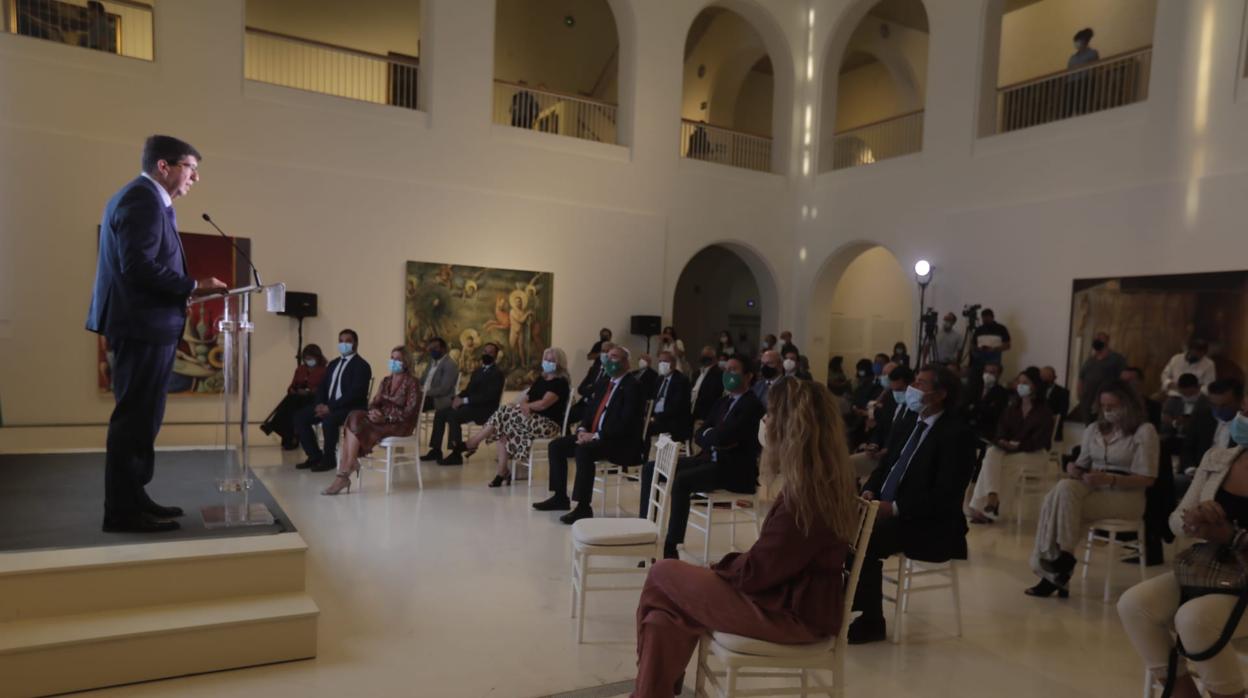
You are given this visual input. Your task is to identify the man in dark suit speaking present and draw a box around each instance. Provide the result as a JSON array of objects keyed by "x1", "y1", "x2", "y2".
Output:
[
  {"x1": 86, "y1": 135, "x2": 226, "y2": 533},
  {"x1": 849, "y1": 363, "x2": 976, "y2": 644}
]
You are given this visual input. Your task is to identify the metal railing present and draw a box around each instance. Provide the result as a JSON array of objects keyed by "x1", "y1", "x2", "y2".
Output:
[
  {"x1": 4, "y1": 0, "x2": 152, "y2": 60},
  {"x1": 244, "y1": 27, "x2": 419, "y2": 110},
  {"x1": 680, "y1": 119, "x2": 773, "y2": 173},
  {"x1": 492, "y1": 81, "x2": 618, "y2": 145},
  {"x1": 997, "y1": 46, "x2": 1151, "y2": 134},
  {"x1": 830, "y1": 110, "x2": 924, "y2": 170}
]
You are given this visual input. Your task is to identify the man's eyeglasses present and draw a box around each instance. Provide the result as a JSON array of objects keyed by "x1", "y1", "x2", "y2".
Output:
[{"x1": 169, "y1": 161, "x2": 199, "y2": 173}]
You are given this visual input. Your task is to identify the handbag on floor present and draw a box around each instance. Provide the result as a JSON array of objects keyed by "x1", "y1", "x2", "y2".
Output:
[{"x1": 1160, "y1": 541, "x2": 1248, "y2": 698}]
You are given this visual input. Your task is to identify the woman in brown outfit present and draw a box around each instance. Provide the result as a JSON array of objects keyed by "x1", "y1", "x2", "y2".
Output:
[
  {"x1": 322, "y1": 346, "x2": 422, "y2": 495},
  {"x1": 632, "y1": 377, "x2": 859, "y2": 697}
]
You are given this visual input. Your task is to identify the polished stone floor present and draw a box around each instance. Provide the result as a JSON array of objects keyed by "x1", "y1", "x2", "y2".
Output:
[{"x1": 76, "y1": 445, "x2": 1162, "y2": 697}]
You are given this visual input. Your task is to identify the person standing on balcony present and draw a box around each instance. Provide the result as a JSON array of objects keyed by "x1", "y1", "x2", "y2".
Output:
[
  {"x1": 1066, "y1": 28, "x2": 1100, "y2": 117},
  {"x1": 1068, "y1": 27, "x2": 1100, "y2": 70},
  {"x1": 510, "y1": 82, "x2": 540, "y2": 130}
]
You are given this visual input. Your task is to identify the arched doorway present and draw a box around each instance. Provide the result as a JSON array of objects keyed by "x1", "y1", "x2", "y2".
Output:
[
  {"x1": 673, "y1": 243, "x2": 777, "y2": 359},
  {"x1": 806, "y1": 244, "x2": 914, "y2": 381}
]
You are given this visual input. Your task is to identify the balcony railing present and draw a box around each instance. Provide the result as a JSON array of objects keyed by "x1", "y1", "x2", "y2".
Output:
[
  {"x1": 492, "y1": 81, "x2": 618, "y2": 145},
  {"x1": 997, "y1": 46, "x2": 1151, "y2": 134},
  {"x1": 680, "y1": 120, "x2": 773, "y2": 173},
  {"x1": 244, "y1": 27, "x2": 419, "y2": 110},
  {"x1": 4, "y1": 0, "x2": 152, "y2": 60},
  {"x1": 830, "y1": 110, "x2": 924, "y2": 170}
]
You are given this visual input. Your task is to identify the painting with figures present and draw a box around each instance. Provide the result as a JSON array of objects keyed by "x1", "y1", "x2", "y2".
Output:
[{"x1": 405, "y1": 261, "x2": 553, "y2": 389}]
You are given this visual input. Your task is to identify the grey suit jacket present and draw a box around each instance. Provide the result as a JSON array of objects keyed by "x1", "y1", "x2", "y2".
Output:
[{"x1": 423, "y1": 356, "x2": 459, "y2": 410}]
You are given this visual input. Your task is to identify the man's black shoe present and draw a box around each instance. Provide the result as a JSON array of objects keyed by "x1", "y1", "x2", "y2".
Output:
[
  {"x1": 296, "y1": 456, "x2": 320, "y2": 469},
  {"x1": 102, "y1": 514, "x2": 181, "y2": 533},
  {"x1": 421, "y1": 449, "x2": 442, "y2": 461},
  {"x1": 846, "y1": 616, "x2": 887, "y2": 645},
  {"x1": 144, "y1": 502, "x2": 184, "y2": 518},
  {"x1": 533, "y1": 495, "x2": 572, "y2": 511},
  {"x1": 309, "y1": 460, "x2": 336, "y2": 472},
  {"x1": 259, "y1": 422, "x2": 274, "y2": 436},
  {"x1": 438, "y1": 453, "x2": 464, "y2": 466},
  {"x1": 662, "y1": 544, "x2": 680, "y2": 560},
  {"x1": 560, "y1": 506, "x2": 594, "y2": 525}
]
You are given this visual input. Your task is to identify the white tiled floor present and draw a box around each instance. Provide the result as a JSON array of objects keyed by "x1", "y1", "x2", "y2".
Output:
[{"x1": 77, "y1": 446, "x2": 1159, "y2": 697}]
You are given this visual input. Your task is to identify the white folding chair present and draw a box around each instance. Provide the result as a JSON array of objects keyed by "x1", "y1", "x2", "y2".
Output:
[
  {"x1": 686, "y1": 491, "x2": 763, "y2": 567},
  {"x1": 570, "y1": 437, "x2": 681, "y2": 643},
  {"x1": 695, "y1": 499, "x2": 879, "y2": 697},
  {"x1": 882, "y1": 556, "x2": 963, "y2": 643},
  {"x1": 1082, "y1": 518, "x2": 1147, "y2": 602},
  {"x1": 356, "y1": 434, "x2": 423, "y2": 493},
  {"x1": 520, "y1": 397, "x2": 574, "y2": 488}
]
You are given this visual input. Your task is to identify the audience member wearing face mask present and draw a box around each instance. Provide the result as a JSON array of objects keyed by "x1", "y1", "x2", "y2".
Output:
[
  {"x1": 962, "y1": 362, "x2": 1011, "y2": 443},
  {"x1": 752, "y1": 350, "x2": 784, "y2": 407},
  {"x1": 293, "y1": 329, "x2": 373, "y2": 472},
  {"x1": 967, "y1": 367, "x2": 1056, "y2": 523},
  {"x1": 1119, "y1": 389, "x2": 1248, "y2": 698},
  {"x1": 567, "y1": 341, "x2": 615, "y2": 429},
  {"x1": 1026, "y1": 381, "x2": 1158, "y2": 598},
  {"x1": 646, "y1": 350, "x2": 694, "y2": 449},
  {"x1": 849, "y1": 365, "x2": 915, "y2": 482},
  {"x1": 429, "y1": 342, "x2": 506, "y2": 465},
  {"x1": 692, "y1": 346, "x2": 725, "y2": 425},
  {"x1": 323, "y1": 346, "x2": 423, "y2": 495},
  {"x1": 1077, "y1": 331, "x2": 1127, "y2": 422},
  {"x1": 1160, "y1": 338, "x2": 1217, "y2": 397},
  {"x1": 935, "y1": 313, "x2": 963, "y2": 364},
  {"x1": 782, "y1": 349, "x2": 811, "y2": 380},
  {"x1": 261, "y1": 343, "x2": 328, "y2": 450},
  {"x1": 633, "y1": 352, "x2": 659, "y2": 401}
]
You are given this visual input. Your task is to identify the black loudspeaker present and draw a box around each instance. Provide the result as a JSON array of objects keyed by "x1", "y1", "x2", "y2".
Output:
[
  {"x1": 630, "y1": 315, "x2": 661, "y2": 337},
  {"x1": 279, "y1": 291, "x2": 318, "y2": 318}
]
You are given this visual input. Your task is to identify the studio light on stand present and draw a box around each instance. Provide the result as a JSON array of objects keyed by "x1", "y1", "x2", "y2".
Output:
[{"x1": 914, "y1": 260, "x2": 934, "y2": 366}]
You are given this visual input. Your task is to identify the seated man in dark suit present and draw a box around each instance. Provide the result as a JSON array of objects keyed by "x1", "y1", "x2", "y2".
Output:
[
  {"x1": 690, "y1": 346, "x2": 724, "y2": 425},
  {"x1": 633, "y1": 353, "x2": 659, "y2": 403},
  {"x1": 849, "y1": 364, "x2": 913, "y2": 480},
  {"x1": 1039, "y1": 366, "x2": 1070, "y2": 443},
  {"x1": 434, "y1": 342, "x2": 505, "y2": 465},
  {"x1": 638, "y1": 356, "x2": 765, "y2": 559},
  {"x1": 849, "y1": 364, "x2": 975, "y2": 644},
  {"x1": 567, "y1": 341, "x2": 612, "y2": 429},
  {"x1": 963, "y1": 362, "x2": 1010, "y2": 442},
  {"x1": 295, "y1": 329, "x2": 373, "y2": 471},
  {"x1": 648, "y1": 350, "x2": 693, "y2": 444},
  {"x1": 535, "y1": 345, "x2": 642, "y2": 523}
]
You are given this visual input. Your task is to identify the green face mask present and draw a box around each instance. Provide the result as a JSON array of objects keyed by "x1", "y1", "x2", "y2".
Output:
[
  {"x1": 722, "y1": 371, "x2": 742, "y2": 392},
  {"x1": 603, "y1": 358, "x2": 622, "y2": 377}
]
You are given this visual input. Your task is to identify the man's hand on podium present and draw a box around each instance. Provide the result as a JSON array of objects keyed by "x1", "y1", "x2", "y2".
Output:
[{"x1": 192, "y1": 277, "x2": 228, "y2": 296}]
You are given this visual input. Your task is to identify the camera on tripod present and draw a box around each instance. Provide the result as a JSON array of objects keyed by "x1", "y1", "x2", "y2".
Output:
[
  {"x1": 921, "y1": 308, "x2": 939, "y2": 338},
  {"x1": 962, "y1": 303, "x2": 982, "y2": 327}
]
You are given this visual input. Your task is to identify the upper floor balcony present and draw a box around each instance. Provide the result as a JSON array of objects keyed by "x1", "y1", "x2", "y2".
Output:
[
  {"x1": 4, "y1": 0, "x2": 152, "y2": 60},
  {"x1": 995, "y1": 46, "x2": 1151, "y2": 134},
  {"x1": 492, "y1": 81, "x2": 617, "y2": 145}
]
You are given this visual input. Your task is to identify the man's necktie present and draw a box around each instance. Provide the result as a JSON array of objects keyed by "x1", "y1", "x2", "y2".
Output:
[
  {"x1": 591, "y1": 381, "x2": 617, "y2": 433},
  {"x1": 880, "y1": 420, "x2": 929, "y2": 501}
]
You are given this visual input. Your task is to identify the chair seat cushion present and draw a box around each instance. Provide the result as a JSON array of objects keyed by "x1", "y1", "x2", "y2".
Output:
[
  {"x1": 573, "y1": 518, "x2": 657, "y2": 546},
  {"x1": 380, "y1": 435, "x2": 421, "y2": 445},
  {"x1": 711, "y1": 631, "x2": 834, "y2": 657}
]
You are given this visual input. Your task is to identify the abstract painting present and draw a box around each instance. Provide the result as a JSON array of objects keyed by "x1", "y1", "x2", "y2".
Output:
[
  {"x1": 405, "y1": 261, "x2": 553, "y2": 390},
  {"x1": 97, "y1": 231, "x2": 250, "y2": 394}
]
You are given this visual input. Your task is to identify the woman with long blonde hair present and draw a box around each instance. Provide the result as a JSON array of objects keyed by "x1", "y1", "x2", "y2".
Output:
[{"x1": 631, "y1": 377, "x2": 858, "y2": 698}]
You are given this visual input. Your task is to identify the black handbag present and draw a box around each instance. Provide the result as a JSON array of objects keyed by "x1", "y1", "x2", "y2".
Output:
[{"x1": 1161, "y1": 542, "x2": 1248, "y2": 698}]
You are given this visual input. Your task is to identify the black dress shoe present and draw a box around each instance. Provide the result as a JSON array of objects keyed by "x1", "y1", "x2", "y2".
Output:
[
  {"x1": 144, "y1": 502, "x2": 184, "y2": 518},
  {"x1": 309, "y1": 461, "x2": 336, "y2": 472},
  {"x1": 281, "y1": 437, "x2": 300, "y2": 451},
  {"x1": 1024, "y1": 577, "x2": 1070, "y2": 598},
  {"x1": 103, "y1": 513, "x2": 181, "y2": 533},
  {"x1": 846, "y1": 616, "x2": 887, "y2": 645},
  {"x1": 438, "y1": 453, "x2": 464, "y2": 466},
  {"x1": 662, "y1": 544, "x2": 680, "y2": 560},
  {"x1": 296, "y1": 456, "x2": 320, "y2": 469},
  {"x1": 560, "y1": 506, "x2": 594, "y2": 525},
  {"x1": 532, "y1": 495, "x2": 572, "y2": 511},
  {"x1": 421, "y1": 449, "x2": 443, "y2": 461},
  {"x1": 260, "y1": 422, "x2": 274, "y2": 436}
]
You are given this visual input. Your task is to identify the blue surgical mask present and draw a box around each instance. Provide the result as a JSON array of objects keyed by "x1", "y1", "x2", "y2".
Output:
[
  {"x1": 599, "y1": 352, "x2": 609, "y2": 364},
  {"x1": 904, "y1": 385, "x2": 926, "y2": 413},
  {"x1": 541, "y1": 360, "x2": 557, "y2": 374},
  {"x1": 878, "y1": 375, "x2": 889, "y2": 388},
  {"x1": 1017, "y1": 384, "x2": 1032, "y2": 398},
  {"x1": 388, "y1": 359, "x2": 404, "y2": 374},
  {"x1": 1231, "y1": 414, "x2": 1248, "y2": 447},
  {"x1": 892, "y1": 389, "x2": 906, "y2": 404},
  {"x1": 338, "y1": 342, "x2": 354, "y2": 356}
]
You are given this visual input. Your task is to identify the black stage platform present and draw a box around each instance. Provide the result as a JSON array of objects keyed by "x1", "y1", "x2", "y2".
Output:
[{"x1": 0, "y1": 450, "x2": 294, "y2": 552}]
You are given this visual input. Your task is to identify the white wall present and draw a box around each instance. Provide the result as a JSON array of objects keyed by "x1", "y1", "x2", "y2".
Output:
[
  {"x1": 682, "y1": 8, "x2": 769, "y2": 129},
  {"x1": 997, "y1": 0, "x2": 1157, "y2": 86},
  {"x1": 493, "y1": 0, "x2": 619, "y2": 101},
  {"x1": 245, "y1": 0, "x2": 422, "y2": 57},
  {"x1": 825, "y1": 246, "x2": 913, "y2": 363},
  {"x1": 732, "y1": 68, "x2": 774, "y2": 135}
]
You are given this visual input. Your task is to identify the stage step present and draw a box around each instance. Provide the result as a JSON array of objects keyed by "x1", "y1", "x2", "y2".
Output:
[
  {"x1": 0, "y1": 532, "x2": 309, "y2": 622},
  {"x1": 0, "y1": 592, "x2": 317, "y2": 697}
]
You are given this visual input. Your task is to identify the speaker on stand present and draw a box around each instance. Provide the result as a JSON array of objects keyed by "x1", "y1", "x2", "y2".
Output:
[
  {"x1": 277, "y1": 291, "x2": 318, "y2": 364},
  {"x1": 630, "y1": 315, "x2": 662, "y2": 353}
]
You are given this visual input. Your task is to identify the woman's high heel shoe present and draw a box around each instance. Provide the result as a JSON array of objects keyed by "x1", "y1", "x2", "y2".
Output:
[
  {"x1": 488, "y1": 472, "x2": 512, "y2": 488},
  {"x1": 1024, "y1": 577, "x2": 1069, "y2": 598},
  {"x1": 321, "y1": 473, "x2": 353, "y2": 496}
]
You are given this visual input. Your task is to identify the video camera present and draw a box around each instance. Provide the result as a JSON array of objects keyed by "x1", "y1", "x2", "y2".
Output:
[
  {"x1": 921, "y1": 308, "x2": 939, "y2": 338},
  {"x1": 962, "y1": 303, "x2": 982, "y2": 327}
]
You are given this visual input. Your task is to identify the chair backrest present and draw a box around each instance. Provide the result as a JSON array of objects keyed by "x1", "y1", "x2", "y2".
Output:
[
  {"x1": 1046, "y1": 415, "x2": 1063, "y2": 456},
  {"x1": 559, "y1": 394, "x2": 575, "y2": 432},
  {"x1": 647, "y1": 436, "x2": 682, "y2": 554},
  {"x1": 640, "y1": 399, "x2": 656, "y2": 441},
  {"x1": 839, "y1": 498, "x2": 880, "y2": 644}
]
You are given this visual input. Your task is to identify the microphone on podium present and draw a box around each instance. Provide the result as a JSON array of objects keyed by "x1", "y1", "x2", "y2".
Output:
[{"x1": 201, "y1": 213, "x2": 262, "y2": 287}]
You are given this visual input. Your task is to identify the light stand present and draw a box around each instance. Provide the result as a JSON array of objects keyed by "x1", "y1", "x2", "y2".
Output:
[{"x1": 914, "y1": 260, "x2": 932, "y2": 367}]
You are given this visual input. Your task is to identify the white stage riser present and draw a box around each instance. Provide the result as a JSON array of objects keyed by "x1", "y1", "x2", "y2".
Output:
[{"x1": 0, "y1": 536, "x2": 308, "y2": 622}]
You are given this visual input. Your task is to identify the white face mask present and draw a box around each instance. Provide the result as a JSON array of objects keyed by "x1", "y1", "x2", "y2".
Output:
[
  {"x1": 304, "y1": 358, "x2": 317, "y2": 368},
  {"x1": 657, "y1": 361, "x2": 671, "y2": 376},
  {"x1": 718, "y1": 360, "x2": 729, "y2": 370},
  {"x1": 982, "y1": 372, "x2": 997, "y2": 387},
  {"x1": 782, "y1": 359, "x2": 797, "y2": 373},
  {"x1": 638, "y1": 359, "x2": 649, "y2": 370},
  {"x1": 1016, "y1": 383, "x2": 1032, "y2": 398}
]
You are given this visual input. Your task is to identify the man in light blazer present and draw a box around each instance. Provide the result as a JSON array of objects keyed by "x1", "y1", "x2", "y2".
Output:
[
  {"x1": 86, "y1": 135, "x2": 226, "y2": 533},
  {"x1": 420, "y1": 336, "x2": 459, "y2": 461}
]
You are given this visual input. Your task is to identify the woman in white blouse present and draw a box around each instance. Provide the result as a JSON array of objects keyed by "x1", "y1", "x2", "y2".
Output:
[
  {"x1": 1025, "y1": 380, "x2": 1159, "y2": 597},
  {"x1": 658, "y1": 325, "x2": 688, "y2": 375}
]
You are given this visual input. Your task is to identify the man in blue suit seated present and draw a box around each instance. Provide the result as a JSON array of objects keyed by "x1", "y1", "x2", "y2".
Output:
[
  {"x1": 294, "y1": 329, "x2": 373, "y2": 472},
  {"x1": 86, "y1": 135, "x2": 227, "y2": 533}
]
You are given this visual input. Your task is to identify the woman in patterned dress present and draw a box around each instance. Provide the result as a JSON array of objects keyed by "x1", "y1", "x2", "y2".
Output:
[
  {"x1": 462, "y1": 347, "x2": 571, "y2": 487},
  {"x1": 322, "y1": 346, "x2": 423, "y2": 495}
]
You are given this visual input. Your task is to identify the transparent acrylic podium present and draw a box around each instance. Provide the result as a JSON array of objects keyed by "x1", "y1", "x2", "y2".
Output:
[{"x1": 190, "y1": 283, "x2": 286, "y2": 528}]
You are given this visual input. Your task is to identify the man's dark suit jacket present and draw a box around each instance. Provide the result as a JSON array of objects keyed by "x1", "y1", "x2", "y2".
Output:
[
  {"x1": 459, "y1": 364, "x2": 505, "y2": 413},
  {"x1": 692, "y1": 389, "x2": 765, "y2": 490},
  {"x1": 650, "y1": 371, "x2": 693, "y2": 442},
  {"x1": 578, "y1": 359, "x2": 606, "y2": 399},
  {"x1": 86, "y1": 176, "x2": 194, "y2": 344},
  {"x1": 691, "y1": 365, "x2": 724, "y2": 421},
  {"x1": 964, "y1": 384, "x2": 1011, "y2": 440},
  {"x1": 869, "y1": 392, "x2": 907, "y2": 450},
  {"x1": 865, "y1": 409, "x2": 976, "y2": 562},
  {"x1": 580, "y1": 373, "x2": 644, "y2": 466},
  {"x1": 634, "y1": 367, "x2": 658, "y2": 401},
  {"x1": 318, "y1": 355, "x2": 373, "y2": 414}
]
